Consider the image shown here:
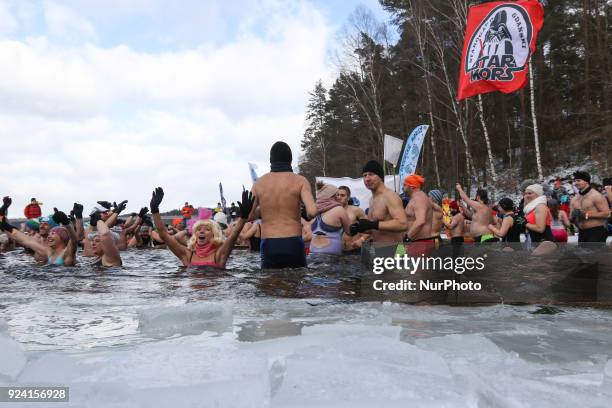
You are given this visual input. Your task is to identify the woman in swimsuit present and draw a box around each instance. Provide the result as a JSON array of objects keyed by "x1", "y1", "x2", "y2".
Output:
[
  {"x1": 0, "y1": 206, "x2": 78, "y2": 266},
  {"x1": 150, "y1": 187, "x2": 253, "y2": 268},
  {"x1": 89, "y1": 219, "x2": 123, "y2": 267}
]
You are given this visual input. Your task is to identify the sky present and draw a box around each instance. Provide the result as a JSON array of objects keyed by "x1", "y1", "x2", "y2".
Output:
[{"x1": 0, "y1": 0, "x2": 392, "y2": 216}]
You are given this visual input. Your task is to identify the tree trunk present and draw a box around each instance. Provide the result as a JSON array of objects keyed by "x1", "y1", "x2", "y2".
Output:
[
  {"x1": 477, "y1": 94, "x2": 498, "y2": 184},
  {"x1": 529, "y1": 63, "x2": 543, "y2": 180}
]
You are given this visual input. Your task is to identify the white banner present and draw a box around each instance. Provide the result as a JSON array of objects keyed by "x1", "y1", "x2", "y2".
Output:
[
  {"x1": 316, "y1": 175, "x2": 399, "y2": 211},
  {"x1": 398, "y1": 125, "x2": 429, "y2": 186},
  {"x1": 384, "y1": 134, "x2": 404, "y2": 167}
]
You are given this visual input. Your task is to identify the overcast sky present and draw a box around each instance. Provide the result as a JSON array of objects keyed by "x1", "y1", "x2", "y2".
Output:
[{"x1": 0, "y1": 0, "x2": 391, "y2": 215}]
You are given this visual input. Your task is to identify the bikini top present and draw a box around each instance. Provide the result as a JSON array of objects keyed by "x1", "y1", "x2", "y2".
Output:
[
  {"x1": 311, "y1": 215, "x2": 342, "y2": 235},
  {"x1": 188, "y1": 250, "x2": 223, "y2": 269}
]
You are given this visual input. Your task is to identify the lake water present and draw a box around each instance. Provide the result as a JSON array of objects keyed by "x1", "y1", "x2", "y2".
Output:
[{"x1": 1, "y1": 247, "x2": 612, "y2": 407}]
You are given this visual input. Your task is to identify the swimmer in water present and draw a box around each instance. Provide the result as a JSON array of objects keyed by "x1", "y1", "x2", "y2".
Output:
[
  {"x1": 250, "y1": 141, "x2": 317, "y2": 268},
  {"x1": 82, "y1": 200, "x2": 127, "y2": 257},
  {"x1": 89, "y1": 218, "x2": 123, "y2": 267},
  {"x1": 455, "y1": 184, "x2": 496, "y2": 243},
  {"x1": 349, "y1": 161, "x2": 408, "y2": 242},
  {"x1": 0, "y1": 206, "x2": 79, "y2": 266},
  {"x1": 308, "y1": 182, "x2": 352, "y2": 256},
  {"x1": 150, "y1": 187, "x2": 253, "y2": 268},
  {"x1": 403, "y1": 174, "x2": 436, "y2": 256}
]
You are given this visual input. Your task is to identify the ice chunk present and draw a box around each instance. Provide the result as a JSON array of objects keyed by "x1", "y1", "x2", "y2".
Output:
[
  {"x1": 0, "y1": 321, "x2": 26, "y2": 379},
  {"x1": 137, "y1": 302, "x2": 232, "y2": 339}
]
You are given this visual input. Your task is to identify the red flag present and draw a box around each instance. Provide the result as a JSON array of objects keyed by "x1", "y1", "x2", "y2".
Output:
[{"x1": 457, "y1": 0, "x2": 544, "y2": 100}]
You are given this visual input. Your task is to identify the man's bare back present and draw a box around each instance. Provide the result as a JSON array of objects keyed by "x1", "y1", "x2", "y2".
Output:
[{"x1": 252, "y1": 172, "x2": 316, "y2": 239}]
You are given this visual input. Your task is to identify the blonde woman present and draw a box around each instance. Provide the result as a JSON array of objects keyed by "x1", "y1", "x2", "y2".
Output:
[{"x1": 150, "y1": 187, "x2": 253, "y2": 268}]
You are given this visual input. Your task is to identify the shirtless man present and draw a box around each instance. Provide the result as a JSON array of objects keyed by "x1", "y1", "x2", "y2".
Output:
[
  {"x1": 570, "y1": 171, "x2": 610, "y2": 243},
  {"x1": 456, "y1": 184, "x2": 495, "y2": 243},
  {"x1": 428, "y1": 189, "x2": 444, "y2": 241},
  {"x1": 350, "y1": 161, "x2": 408, "y2": 244},
  {"x1": 336, "y1": 185, "x2": 367, "y2": 252},
  {"x1": 402, "y1": 174, "x2": 437, "y2": 256},
  {"x1": 250, "y1": 141, "x2": 317, "y2": 268},
  {"x1": 444, "y1": 200, "x2": 465, "y2": 243}
]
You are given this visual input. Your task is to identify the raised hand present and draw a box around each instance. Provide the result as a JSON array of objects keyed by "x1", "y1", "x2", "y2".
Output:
[
  {"x1": 52, "y1": 208, "x2": 70, "y2": 226},
  {"x1": 150, "y1": 187, "x2": 164, "y2": 214},
  {"x1": 72, "y1": 203, "x2": 84, "y2": 219},
  {"x1": 0, "y1": 196, "x2": 11, "y2": 216},
  {"x1": 138, "y1": 207, "x2": 149, "y2": 219},
  {"x1": 237, "y1": 190, "x2": 254, "y2": 219},
  {"x1": 90, "y1": 211, "x2": 102, "y2": 228},
  {"x1": 97, "y1": 201, "x2": 112, "y2": 210},
  {"x1": 112, "y1": 200, "x2": 128, "y2": 214}
]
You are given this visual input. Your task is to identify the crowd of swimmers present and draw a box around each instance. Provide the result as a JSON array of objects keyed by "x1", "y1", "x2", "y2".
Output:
[{"x1": 1, "y1": 141, "x2": 611, "y2": 270}]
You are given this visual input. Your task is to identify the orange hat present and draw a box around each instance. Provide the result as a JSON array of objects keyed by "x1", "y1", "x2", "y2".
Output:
[
  {"x1": 403, "y1": 174, "x2": 425, "y2": 190},
  {"x1": 172, "y1": 218, "x2": 182, "y2": 226}
]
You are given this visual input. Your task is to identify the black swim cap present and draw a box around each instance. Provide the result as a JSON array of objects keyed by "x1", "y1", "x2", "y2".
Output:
[
  {"x1": 270, "y1": 141, "x2": 292, "y2": 163},
  {"x1": 498, "y1": 197, "x2": 515, "y2": 211},
  {"x1": 573, "y1": 171, "x2": 591, "y2": 183},
  {"x1": 362, "y1": 160, "x2": 384, "y2": 180}
]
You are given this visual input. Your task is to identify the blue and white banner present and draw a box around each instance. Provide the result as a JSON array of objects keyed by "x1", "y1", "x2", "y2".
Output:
[
  {"x1": 248, "y1": 162, "x2": 258, "y2": 183},
  {"x1": 219, "y1": 182, "x2": 227, "y2": 209},
  {"x1": 398, "y1": 125, "x2": 429, "y2": 186}
]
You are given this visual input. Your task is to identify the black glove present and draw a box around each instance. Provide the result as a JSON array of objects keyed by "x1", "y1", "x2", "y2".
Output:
[
  {"x1": 237, "y1": 190, "x2": 254, "y2": 219},
  {"x1": 138, "y1": 207, "x2": 149, "y2": 219},
  {"x1": 72, "y1": 203, "x2": 83, "y2": 219},
  {"x1": 112, "y1": 200, "x2": 128, "y2": 214},
  {"x1": 69, "y1": 211, "x2": 76, "y2": 223},
  {"x1": 349, "y1": 222, "x2": 360, "y2": 236},
  {"x1": 571, "y1": 209, "x2": 585, "y2": 221},
  {"x1": 351, "y1": 219, "x2": 379, "y2": 235},
  {"x1": 97, "y1": 201, "x2": 112, "y2": 210},
  {"x1": 0, "y1": 196, "x2": 12, "y2": 216},
  {"x1": 52, "y1": 208, "x2": 70, "y2": 226},
  {"x1": 300, "y1": 205, "x2": 313, "y2": 221},
  {"x1": 150, "y1": 187, "x2": 164, "y2": 214},
  {"x1": 514, "y1": 216, "x2": 527, "y2": 230},
  {"x1": 0, "y1": 217, "x2": 16, "y2": 232},
  {"x1": 90, "y1": 211, "x2": 102, "y2": 227}
]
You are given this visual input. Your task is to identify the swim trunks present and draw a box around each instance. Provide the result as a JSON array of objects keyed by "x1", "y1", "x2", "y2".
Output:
[
  {"x1": 261, "y1": 236, "x2": 307, "y2": 269},
  {"x1": 578, "y1": 226, "x2": 607, "y2": 243},
  {"x1": 405, "y1": 238, "x2": 436, "y2": 257}
]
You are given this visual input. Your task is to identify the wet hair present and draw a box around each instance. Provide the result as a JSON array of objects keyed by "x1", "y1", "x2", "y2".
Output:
[
  {"x1": 498, "y1": 198, "x2": 515, "y2": 212},
  {"x1": 548, "y1": 199, "x2": 560, "y2": 220},
  {"x1": 476, "y1": 189, "x2": 489, "y2": 204},
  {"x1": 338, "y1": 186, "x2": 351, "y2": 196},
  {"x1": 188, "y1": 220, "x2": 225, "y2": 250}
]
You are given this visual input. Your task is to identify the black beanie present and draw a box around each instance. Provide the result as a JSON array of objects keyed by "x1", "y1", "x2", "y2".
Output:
[
  {"x1": 270, "y1": 141, "x2": 292, "y2": 163},
  {"x1": 573, "y1": 171, "x2": 591, "y2": 183},
  {"x1": 362, "y1": 160, "x2": 384, "y2": 180}
]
